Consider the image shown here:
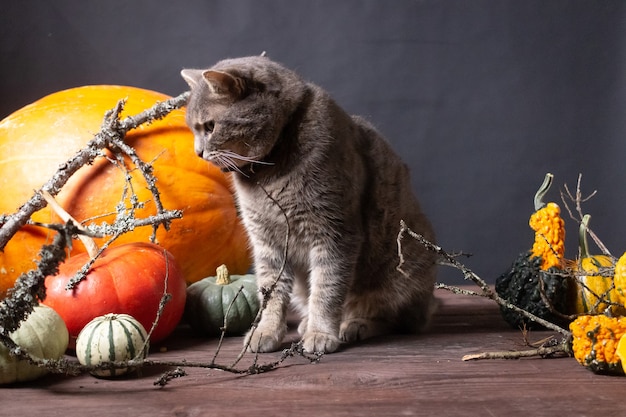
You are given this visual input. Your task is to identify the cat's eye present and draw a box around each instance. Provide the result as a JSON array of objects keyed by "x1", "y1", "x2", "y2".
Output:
[{"x1": 203, "y1": 121, "x2": 215, "y2": 134}]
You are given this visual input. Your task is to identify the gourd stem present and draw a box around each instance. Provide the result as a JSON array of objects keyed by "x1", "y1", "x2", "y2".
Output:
[
  {"x1": 534, "y1": 173, "x2": 554, "y2": 211},
  {"x1": 579, "y1": 214, "x2": 591, "y2": 260},
  {"x1": 40, "y1": 191, "x2": 100, "y2": 259},
  {"x1": 215, "y1": 264, "x2": 231, "y2": 285}
]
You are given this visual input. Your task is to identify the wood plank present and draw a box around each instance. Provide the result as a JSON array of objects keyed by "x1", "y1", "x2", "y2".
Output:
[{"x1": 1, "y1": 288, "x2": 624, "y2": 417}]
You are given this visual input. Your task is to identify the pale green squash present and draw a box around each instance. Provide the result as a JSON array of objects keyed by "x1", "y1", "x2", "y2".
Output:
[{"x1": 0, "y1": 304, "x2": 69, "y2": 385}]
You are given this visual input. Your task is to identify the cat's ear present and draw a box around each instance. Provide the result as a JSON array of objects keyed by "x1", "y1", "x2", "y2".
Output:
[
  {"x1": 202, "y1": 70, "x2": 247, "y2": 98},
  {"x1": 180, "y1": 69, "x2": 204, "y2": 89}
]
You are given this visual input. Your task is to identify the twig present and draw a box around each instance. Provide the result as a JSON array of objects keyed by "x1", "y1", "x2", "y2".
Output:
[
  {"x1": 82, "y1": 211, "x2": 183, "y2": 238},
  {"x1": 0, "y1": 223, "x2": 75, "y2": 354},
  {"x1": 64, "y1": 231, "x2": 124, "y2": 290},
  {"x1": 154, "y1": 367, "x2": 187, "y2": 387},
  {"x1": 107, "y1": 134, "x2": 170, "y2": 239},
  {"x1": 434, "y1": 283, "x2": 483, "y2": 297},
  {"x1": 40, "y1": 191, "x2": 99, "y2": 256},
  {"x1": 1, "y1": 345, "x2": 318, "y2": 379},
  {"x1": 462, "y1": 341, "x2": 570, "y2": 361},
  {"x1": 560, "y1": 174, "x2": 609, "y2": 256},
  {"x1": 143, "y1": 249, "x2": 173, "y2": 345},
  {"x1": 210, "y1": 284, "x2": 246, "y2": 365},
  {"x1": 229, "y1": 181, "x2": 292, "y2": 369},
  {"x1": 463, "y1": 330, "x2": 570, "y2": 361},
  {"x1": 537, "y1": 271, "x2": 576, "y2": 322}
]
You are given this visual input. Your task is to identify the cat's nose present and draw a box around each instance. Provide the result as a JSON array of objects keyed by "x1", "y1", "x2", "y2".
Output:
[
  {"x1": 196, "y1": 147, "x2": 215, "y2": 163},
  {"x1": 198, "y1": 149, "x2": 212, "y2": 161},
  {"x1": 194, "y1": 141, "x2": 206, "y2": 158}
]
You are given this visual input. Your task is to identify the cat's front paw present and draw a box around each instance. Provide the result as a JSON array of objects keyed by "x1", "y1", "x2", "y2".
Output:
[
  {"x1": 339, "y1": 318, "x2": 386, "y2": 343},
  {"x1": 301, "y1": 331, "x2": 341, "y2": 354},
  {"x1": 245, "y1": 327, "x2": 285, "y2": 353}
]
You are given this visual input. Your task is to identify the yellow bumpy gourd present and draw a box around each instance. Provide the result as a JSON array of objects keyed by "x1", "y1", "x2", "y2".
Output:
[{"x1": 529, "y1": 174, "x2": 565, "y2": 270}]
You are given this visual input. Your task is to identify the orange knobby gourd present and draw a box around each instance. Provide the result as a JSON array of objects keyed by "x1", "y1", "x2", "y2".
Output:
[{"x1": 0, "y1": 85, "x2": 251, "y2": 297}]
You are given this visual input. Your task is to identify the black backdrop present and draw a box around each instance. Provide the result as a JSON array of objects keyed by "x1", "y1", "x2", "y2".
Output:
[{"x1": 2, "y1": 1, "x2": 625, "y2": 284}]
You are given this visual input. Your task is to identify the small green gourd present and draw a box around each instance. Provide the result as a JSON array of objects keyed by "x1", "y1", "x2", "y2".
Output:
[{"x1": 185, "y1": 264, "x2": 260, "y2": 336}]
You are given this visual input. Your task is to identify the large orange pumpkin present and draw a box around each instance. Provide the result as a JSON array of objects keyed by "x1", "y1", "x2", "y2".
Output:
[{"x1": 0, "y1": 85, "x2": 251, "y2": 298}]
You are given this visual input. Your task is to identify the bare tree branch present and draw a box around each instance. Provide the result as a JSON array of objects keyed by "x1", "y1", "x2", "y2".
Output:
[
  {"x1": 0, "y1": 92, "x2": 189, "y2": 251},
  {"x1": 397, "y1": 220, "x2": 571, "y2": 338}
]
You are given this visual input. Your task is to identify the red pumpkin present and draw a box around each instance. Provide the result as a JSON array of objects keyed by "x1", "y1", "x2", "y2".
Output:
[
  {"x1": 0, "y1": 85, "x2": 251, "y2": 298},
  {"x1": 43, "y1": 242, "x2": 186, "y2": 345}
]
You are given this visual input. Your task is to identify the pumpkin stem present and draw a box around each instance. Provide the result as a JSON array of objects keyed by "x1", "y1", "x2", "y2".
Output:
[
  {"x1": 579, "y1": 214, "x2": 592, "y2": 260},
  {"x1": 215, "y1": 264, "x2": 231, "y2": 285},
  {"x1": 533, "y1": 173, "x2": 553, "y2": 211},
  {"x1": 40, "y1": 190, "x2": 100, "y2": 259}
]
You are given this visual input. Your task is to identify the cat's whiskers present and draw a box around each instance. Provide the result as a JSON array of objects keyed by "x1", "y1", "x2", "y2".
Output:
[
  {"x1": 220, "y1": 150, "x2": 274, "y2": 166},
  {"x1": 209, "y1": 150, "x2": 274, "y2": 177},
  {"x1": 212, "y1": 153, "x2": 245, "y2": 175}
]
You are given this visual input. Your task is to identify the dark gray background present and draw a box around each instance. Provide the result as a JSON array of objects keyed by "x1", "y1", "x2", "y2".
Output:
[{"x1": 2, "y1": 1, "x2": 625, "y2": 284}]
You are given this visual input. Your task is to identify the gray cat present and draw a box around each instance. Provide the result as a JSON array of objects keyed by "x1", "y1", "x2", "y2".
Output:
[{"x1": 181, "y1": 56, "x2": 437, "y2": 354}]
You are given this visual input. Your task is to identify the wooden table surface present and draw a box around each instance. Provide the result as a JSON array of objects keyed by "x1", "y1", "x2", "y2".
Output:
[{"x1": 1, "y1": 287, "x2": 623, "y2": 417}]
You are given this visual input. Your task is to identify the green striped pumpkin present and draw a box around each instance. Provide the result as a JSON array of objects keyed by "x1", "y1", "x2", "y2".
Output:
[{"x1": 75, "y1": 313, "x2": 149, "y2": 377}]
